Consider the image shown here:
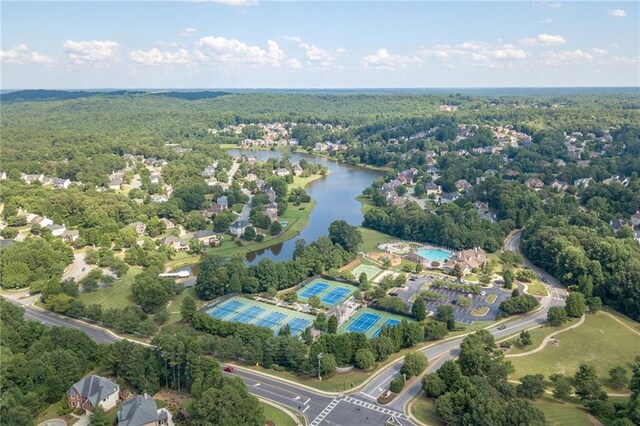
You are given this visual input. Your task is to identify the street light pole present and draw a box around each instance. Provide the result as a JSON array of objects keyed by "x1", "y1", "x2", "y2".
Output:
[{"x1": 317, "y1": 353, "x2": 323, "y2": 381}]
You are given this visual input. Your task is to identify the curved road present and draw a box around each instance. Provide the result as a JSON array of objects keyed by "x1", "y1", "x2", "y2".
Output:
[{"x1": 5, "y1": 229, "x2": 565, "y2": 425}]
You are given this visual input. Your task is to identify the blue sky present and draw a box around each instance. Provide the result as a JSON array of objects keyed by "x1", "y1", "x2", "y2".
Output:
[{"x1": 1, "y1": 1, "x2": 638, "y2": 88}]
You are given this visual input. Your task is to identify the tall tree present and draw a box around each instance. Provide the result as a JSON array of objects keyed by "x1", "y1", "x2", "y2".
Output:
[{"x1": 328, "y1": 220, "x2": 363, "y2": 253}]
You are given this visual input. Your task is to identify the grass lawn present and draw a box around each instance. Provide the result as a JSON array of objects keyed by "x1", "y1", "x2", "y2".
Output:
[
  {"x1": 243, "y1": 364, "x2": 372, "y2": 393},
  {"x1": 524, "y1": 280, "x2": 549, "y2": 296},
  {"x1": 486, "y1": 293, "x2": 498, "y2": 304},
  {"x1": 411, "y1": 397, "x2": 445, "y2": 426},
  {"x1": 509, "y1": 311, "x2": 640, "y2": 392},
  {"x1": 78, "y1": 267, "x2": 142, "y2": 309},
  {"x1": 504, "y1": 318, "x2": 580, "y2": 355},
  {"x1": 358, "y1": 227, "x2": 398, "y2": 253},
  {"x1": 261, "y1": 402, "x2": 298, "y2": 426},
  {"x1": 471, "y1": 306, "x2": 489, "y2": 317},
  {"x1": 166, "y1": 287, "x2": 202, "y2": 324},
  {"x1": 289, "y1": 173, "x2": 326, "y2": 190},
  {"x1": 533, "y1": 396, "x2": 592, "y2": 426},
  {"x1": 35, "y1": 401, "x2": 66, "y2": 424}
]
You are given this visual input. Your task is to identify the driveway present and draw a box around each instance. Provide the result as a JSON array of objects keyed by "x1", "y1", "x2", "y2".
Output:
[
  {"x1": 37, "y1": 420, "x2": 66, "y2": 426},
  {"x1": 62, "y1": 252, "x2": 93, "y2": 282}
]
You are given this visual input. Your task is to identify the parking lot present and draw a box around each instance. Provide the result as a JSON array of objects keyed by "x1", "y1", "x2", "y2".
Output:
[{"x1": 394, "y1": 274, "x2": 524, "y2": 324}]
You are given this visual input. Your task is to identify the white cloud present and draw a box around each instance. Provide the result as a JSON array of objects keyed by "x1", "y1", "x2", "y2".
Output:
[
  {"x1": 543, "y1": 49, "x2": 594, "y2": 65},
  {"x1": 284, "y1": 37, "x2": 342, "y2": 69},
  {"x1": 418, "y1": 41, "x2": 527, "y2": 67},
  {"x1": 0, "y1": 44, "x2": 54, "y2": 64},
  {"x1": 362, "y1": 48, "x2": 421, "y2": 70},
  {"x1": 129, "y1": 48, "x2": 190, "y2": 64},
  {"x1": 592, "y1": 48, "x2": 607, "y2": 55},
  {"x1": 608, "y1": 9, "x2": 627, "y2": 18},
  {"x1": 537, "y1": 18, "x2": 554, "y2": 24},
  {"x1": 63, "y1": 40, "x2": 119, "y2": 63},
  {"x1": 179, "y1": 28, "x2": 197, "y2": 37},
  {"x1": 196, "y1": 36, "x2": 285, "y2": 67},
  {"x1": 287, "y1": 58, "x2": 302, "y2": 69},
  {"x1": 521, "y1": 34, "x2": 566, "y2": 46}
]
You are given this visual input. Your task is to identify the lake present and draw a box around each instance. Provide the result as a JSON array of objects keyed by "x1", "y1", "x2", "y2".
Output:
[{"x1": 226, "y1": 149, "x2": 384, "y2": 263}]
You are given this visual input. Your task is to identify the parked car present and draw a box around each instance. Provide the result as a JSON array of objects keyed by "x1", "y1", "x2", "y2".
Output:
[
  {"x1": 498, "y1": 325, "x2": 507, "y2": 330},
  {"x1": 451, "y1": 300, "x2": 458, "y2": 305},
  {"x1": 541, "y1": 277, "x2": 548, "y2": 283},
  {"x1": 224, "y1": 366, "x2": 234, "y2": 372},
  {"x1": 480, "y1": 291, "x2": 486, "y2": 296}
]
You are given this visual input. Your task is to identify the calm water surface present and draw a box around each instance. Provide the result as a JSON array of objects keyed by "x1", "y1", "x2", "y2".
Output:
[{"x1": 226, "y1": 149, "x2": 384, "y2": 263}]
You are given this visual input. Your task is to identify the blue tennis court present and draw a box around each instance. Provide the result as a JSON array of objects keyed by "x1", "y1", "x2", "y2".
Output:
[
  {"x1": 286, "y1": 318, "x2": 311, "y2": 336},
  {"x1": 346, "y1": 312, "x2": 382, "y2": 334},
  {"x1": 230, "y1": 306, "x2": 265, "y2": 324},
  {"x1": 299, "y1": 282, "x2": 330, "y2": 299},
  {"x1": 209, "y1": 300, "x2": 245, "y2": 319},
  {"x1": 255, "y1": 312, "x2": 287, "y2": 330},
  {"x1": 372, "y1": 318, "x2": 401, "y2": 337},
  {"x1": 321, "y1": 287, "x2": 351, "y2": 305}
]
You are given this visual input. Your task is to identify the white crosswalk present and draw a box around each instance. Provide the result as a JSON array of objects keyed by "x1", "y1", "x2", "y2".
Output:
[
  {"x1": 309, "y1": 398, "x2": 341, "y2": 426},
  {"x1": 309, "y1": 395, "x2": 407, "y2": 425}
]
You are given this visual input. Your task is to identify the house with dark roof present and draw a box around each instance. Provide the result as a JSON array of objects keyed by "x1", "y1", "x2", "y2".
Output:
[
  {"x1": 67, "y1": 375, "x2": 120, "y2": 414},
  {"x1": 230, "y1": 220, "x2": 251, "y2": 237},
  {"x1": 117, "y1": 394, "x2": 173, "y2": 426}
]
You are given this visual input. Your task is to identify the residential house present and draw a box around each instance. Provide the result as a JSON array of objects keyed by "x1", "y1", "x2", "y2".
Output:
[
  {"x1": 0, "y1": 239, "x2": 15, "y2": 248},
  {"x1": 473, "y1": 201, "x2": 489, "y2": 215},
  {"x1": 525, "y1": 178, "x2": 545, "y2": 190},
  {"x1": 150, "y1": 195, "x2": 168, "y2": 203},
  {"x1": 574, "y1": 178, "x2": 593, "y2": 188},
  {"x1": 504, "y1": 169, "x2": 520, "y2": 177},
  {"x1": 454, "y1": 179, "x2": 472, "y2": 192},
  {"x1": 67, "y1": 375, "x2": 120, "y2": 414},
  {"x1": 551, "y1": 180, "x2": 569, "y2": 192},
  {"x1": 388, "y1": 196, "x2": 407, "y2": 207},
  {"x1": 160, "y1": 235, "x2": 189, "y2": 252},
  {"x1": 117, "y1": 394, "x2": 173, "y2": 426},
  {"x1": 245, "y1": 173, "x2": 258, "y2": 182},
  {"x1": 424, "y1": 182, "x2": 442, "y2": 196},
  {"x1": 265, "y1": 202, "x2": 278, "y2": 221},
  {"x1": 0, "y1": 172, "x2": 6, "y2": 180},
  {"x1": 21, "y1": 173, "x2": 44, "y2": 184},
  {"x1": 159, "y1": 218, "x2": 175, "y2": 230},
  {"x1": 45, "y1": 177, "x2": 71, "y2": 189},
  {"x1": 149, "y1": 173, "x2": 161, "y2": 185},
  {"x1": 47, "y1": 224, "x2": 66, "y2": 237},
  {"x1": 109, "y1": 175, "x2": 123, "y2": 190},
  {"x1": 556, "y1": 159, "x2": 567, "y2": 167},
  {"x1": 610, "y1": 219, "x2": 631, "y2": 233},
  {"x1": 216, "y1": 196, "x2": 229, "y2": 210},
  {"x1": 630, "y1": 212, "x2": 640, "y2": 228},
  {"x1": 230, "y1": 220, "x2": 251, "y2": 237},
  {"x1": 32, "y1": 216, "x2": 54, "y2": 228},
  {"x1": 190, "y1": 230, "x2": 221, "y2": 247},
  {"x1": 443, "y1": 247, "x2": 488, "y2": 275},
  {"x1": 274, "y1": 168, "x2": 290, "y2": 177},
  {"x1": 265, "y1": 188, "x2": 277, "y2": 202},
  {"x1": 129, "y1": 222, "x2": 147, "y2": 235},
  {"x1": 292, "y1": 163, "x2": 304, "y2": 177},
  {"x1": 202, "y1": 165, "x2": 217, "y2": 178},
  {"x1": 62, "y1": 229, "x2": 80, "y2": 243},
  {"x1": 203, "y1": 204, "x2": 225, "y2": 219},
  {"x1": 440, "y1": 193, "x2": 460, "y2": 204}
]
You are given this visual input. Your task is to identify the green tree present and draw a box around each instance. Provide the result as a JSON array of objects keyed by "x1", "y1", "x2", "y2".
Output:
[
  {"x1": 242, "y1": 226, "x2": 256, "y2": 240},
  {"x1": 609, "y1": 366, "x2": 629, "y2": 390},
  {"x1": 630, "y1": 357, "x2": 640, "y2": 398},
  {"x1": 359, "y1": 272, "x2": 368, "y2": 287},
  {"x1": 436, "y1": 305, "x2": 456, "y2": 331},
  {"x1": 389, "y1": 376, "x2": 405, "y2": 393},
  {"x1": 180, "y1": 295, "x2": 197, "y2": 322},
  {"x1": 422, "y1": 373, "x2": 445, "y2": 397},
  {"x1": 355, "y1": 349, "x2": 376, "y2": 370},
  {"x1": 574, "y1": 363, "x2": 605, "y2": 401},
  {"x1": 191, "y1": 378, "x2": 265, "y2": 426},
  {"x1": 327, "y1": 315, "x2": 338, "y2": 334},
  {"x1": 90, "y1": 406, "x2": 109, "y2": 426},
  {"x1": 502, "y1": 267, "x2": 515, "y2": 289},
  {"x1": 550, "y1": 373, "x2": 572, "y2": 403},
  {"x1": 412, "y1": 297, "x2": 427, "y2": 321},
  {"x1": 308, "y1": 295, "x2": 322, "y2": 308},
  {"x1": 517, "y1": 374, "x2": 547, "y2": 400},
  {"x1": 269, "y1": 220, "x2": 282, "y2": 235},
  {"x1": 314, "y1": 313, "x2": 327, "y2": 331},
  {"x1": 519, "y1": 329, "x2": 532, "y2": 347},
  {"x1": 565, "y1": 292, "x2": 587, "y2": 318},
  {"x1": 401, "y1": 351, "x2": 428, "y2": 377},
  {"x1": 547, "y1": 306, "x2": 568, "y2": 326},
  {"x1": 328, "y1": 220, "x2": 363, "y2": 253}
]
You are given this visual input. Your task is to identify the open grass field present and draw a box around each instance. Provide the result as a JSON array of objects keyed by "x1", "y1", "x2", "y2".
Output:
[
  {"x1": 523, "y1": 279, "x2": 549, "y2": 296},
  {"x1": 410, "y1": 397, "x2": 445, "y2": 426},
  {"x1": 205, "y1": 296, "x2": 315, "y2": 336},
  {"x1": 509, "y1": 311, "x2": 640, "y2": 392},
  {"x1": 532, "y1": 396, "x2": 592, "y2": 426},
  {"x1": 357, "y1": 226, "x2": 397, "y2": 253},
  {"x1": 350, "y1": 264, "x2": 382, "y2": 280},
  {"x1": 78, "y1": 267, "x2": 141, "y2": 309},
  {"x1": 167, "y1": 287, "x2": 201, "y2": 324},
  {"x1": 289, "y1": 173, "x2": 326, "y2": 190},
  {"x1": 504, "y1": 318, "x2": 580, "y2": 355},
  {"x1": 338, "y1": 307, "x2": 410, "y2": 338},
  {"x1": 261, "y1": 401, "x2": 298, "y2": 426}
]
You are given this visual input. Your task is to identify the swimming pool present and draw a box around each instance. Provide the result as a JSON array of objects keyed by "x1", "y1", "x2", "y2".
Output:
[{"x1": 415, "y1": 248, "x2": 452, "y2": 262}]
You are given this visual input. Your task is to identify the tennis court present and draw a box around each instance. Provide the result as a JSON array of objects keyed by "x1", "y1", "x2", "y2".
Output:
[
  {"x1": 206, "y1": 296, "x2": 314, "y2": 336},
  {"x1": 299, "y1": 282, "x2": 330, "y2": 299},
  {"x1": 351, "y1": 264, "x2": 382, "y2": 280},
  {"x1": 372, "y1": 318, "x2": 401, "y2": 337},
  {"x1": 321, "y1": 287, "x2": 351, "y2": 305},
  {"x1": 346, "y1": 312, "x2": 381, "y2": 334},
  {"x1": 296, "y1": 278, "x2": 357, "y2": 307},
  {"x1": 339, "y1": 307, "x2": 412, "y2": 338}
]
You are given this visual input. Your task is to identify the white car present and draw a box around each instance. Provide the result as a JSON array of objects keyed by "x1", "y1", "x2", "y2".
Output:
[{"x1": 481, "y1": 291, "x2": 486, "y2": 296}]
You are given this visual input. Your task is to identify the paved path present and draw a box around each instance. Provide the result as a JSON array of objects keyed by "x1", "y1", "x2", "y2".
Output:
[
  {"x1": 506, "y1": 314, "x2": 586, "y2": 358},
  {"x1": 62, "y1": 252, "x2": 92, "y2": 281}
]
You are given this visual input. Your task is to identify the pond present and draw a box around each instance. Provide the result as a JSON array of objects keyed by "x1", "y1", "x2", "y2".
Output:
[{"x1": 226, "y1": 149, "x2": 384, "y2": 264}]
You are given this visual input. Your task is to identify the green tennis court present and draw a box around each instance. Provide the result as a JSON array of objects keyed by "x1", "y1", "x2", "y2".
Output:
[{"x1": 351, "y1": 264, "x2": 382, "y2": 280}]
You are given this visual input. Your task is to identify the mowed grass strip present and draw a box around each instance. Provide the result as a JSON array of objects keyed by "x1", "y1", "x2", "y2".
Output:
[
  {"x1": 78, "y1": 267, "x2": 141, "y2": 309},
  {"x1": 532, "y1": 396, "x2": 592, "y2": 426},
  {"x1": 509, "y1": 311, "x2": 640, "y2": 392},
  {"x1": 357, "y1": 226, "x2": 398, "y2": 253},
  {"x1": 411, "y1": 397, "x2": 445, "y2": 426},
  {"x1": 260, "y1": 401, "x2": 297, "y2": 426},
  {"x1": 505, "y1": 318, "x2": 581, "y2": 355}
]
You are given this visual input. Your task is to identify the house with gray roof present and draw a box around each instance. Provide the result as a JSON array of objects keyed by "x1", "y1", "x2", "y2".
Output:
[
  {"x1": 67, "y1": 375, "x2": 120, "y2": 413},
  {"x1": 117, "y1": 394, "x2": 173, "y2": 426},
  {"x1": 230, "y1": 220, "x2": 251, "y2": 237}
]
